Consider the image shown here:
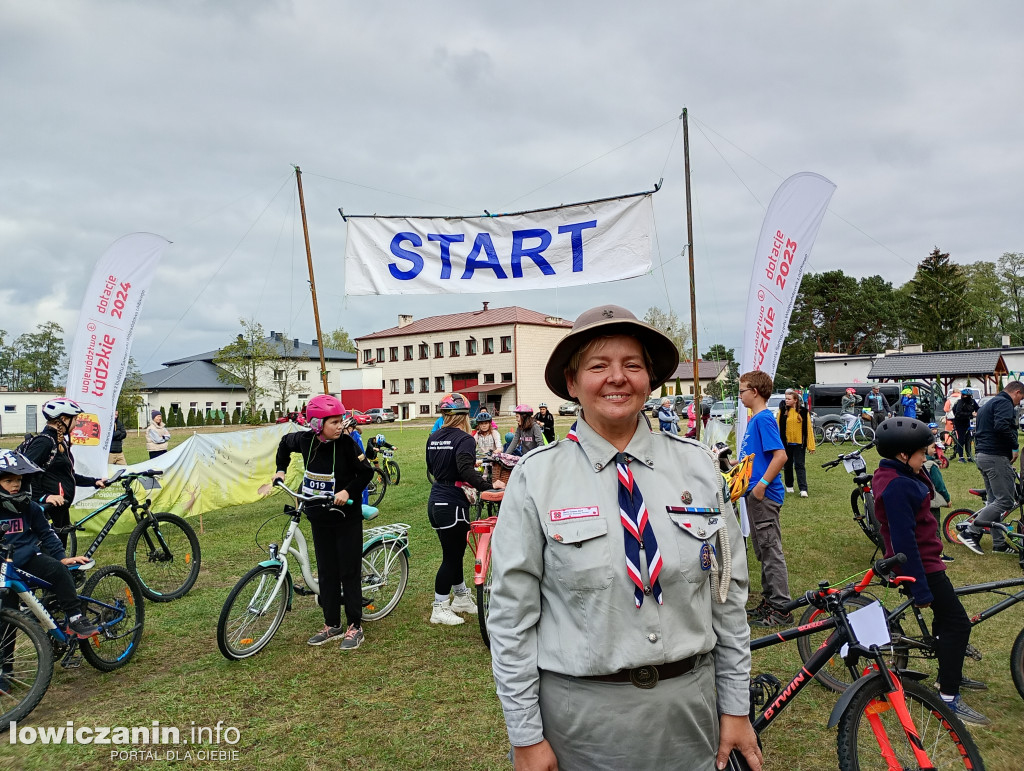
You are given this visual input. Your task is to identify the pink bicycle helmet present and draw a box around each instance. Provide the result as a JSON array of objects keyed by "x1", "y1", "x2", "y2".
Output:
[
  {"x1": 513, "y1": 404, "x2": 534, "y2": 415},
  {"x1": 438, "y1": 393, "x2": 470, "y2": 414},
  {"x1": 306, "y1": 394, "x2": 346, "y2": 434},
  {"x1": 845, "y1": 388, "x2": 857, "y2": 395}
]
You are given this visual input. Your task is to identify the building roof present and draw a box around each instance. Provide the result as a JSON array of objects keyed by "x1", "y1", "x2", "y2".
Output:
[
  {"x1": 163, "y1": 332, "x2": 356, "y2": 366},
  {"x1": 140, "y1": 360, "x2": 244, "y2": 391},
  {"x1": 668, "y1": 359, "x2": 729, "y2": 381},
  {"x1": 868, "y1": 350, "x2": 1009, "y2": 379},
  {"x1": 355, "y1": 306, "x2": 572, "y2": 341}
]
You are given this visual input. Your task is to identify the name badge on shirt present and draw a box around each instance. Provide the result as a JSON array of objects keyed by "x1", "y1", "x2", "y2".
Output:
[
  {"x1": 549, "y1": 506, "x2": 599, "y2": 522},
  {"x1": 301, "y1": 470, "x2": 335, "y2": 498}
]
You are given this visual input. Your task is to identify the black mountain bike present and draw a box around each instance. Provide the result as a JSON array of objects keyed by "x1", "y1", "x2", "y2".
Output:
[{"x1": 822, "y1": 443, "x2": 882, "y2": 551}]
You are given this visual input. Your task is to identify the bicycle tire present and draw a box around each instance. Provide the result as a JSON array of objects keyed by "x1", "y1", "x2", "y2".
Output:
[
  {"x1": 0, "y1": 609, "x2": 53, "y2": 732},
  {"x1": 126, "y1": 512, "x2": 202, "y2": 602},
  {"x1": 79, "y1": 565, "x2": 145, "y2": 672},
  {"x1": 836, "y1": 677, "x2": 984, "y2": 770},
  {"x1": 852, "y1": 426, "x2": 875, "y2": 447},
  {"x1": 66, "y1": 528, "x2": 78, "y2": 558},
  {"x1": 850, "y1": 489, "x2": 881, "y2": 549},
  {"x1": 217, "y1": 564, "x2": 291, "y2": 660},
  {"x1": 385, "y1": 458, "x2": 401, "y2": 485},
  {"x1": 1011, "y1": 626, "x2": 1024, "y2": 701},
  {"x1": 366, "y1": 468, "x2": 388, "y2": 508},
  {"x1": 813, "y1": 424, "x2": 826, "y2": 444},
  {"x1": 477, "y1": 554, "x2": 493, "y2": 649},
  {"x1": 360, "y1": 540, "x2": 409, "y2": 621},
  {"x1": 829, "y1": 425, "x2": 847, "y2": 446},
  {"x1": 942, "y1": 508, "x2": 975, "y2": 545}
]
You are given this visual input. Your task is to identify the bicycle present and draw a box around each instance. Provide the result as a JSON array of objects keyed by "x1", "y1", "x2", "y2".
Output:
[
  {"x1": 729, "y1": 554, "x2": 984, "y2": 770},
  {"x1": 796, "y1": 521, "x2": 1024, "y2": 702},
  {"x1": 822, "y1": 443, "x2": 883, "y2": 551},
  {"x1": 363, "y1": 466, "x2": 388, "y2": 507},
  {"x1": 828, "y1": 414, "x2": 876, "y2": 447},
  {"x1": 217, "y1": 479, "x2": 410, "y2": 660},
  {"x1": 380, "y1": 447, "x2": 400, "y2": 485},
  {"x1": 0, "y1": 525, "x2": 145, "y2": 730},
  {"x1": 941, "y1": 468, "x2": 1023, "y2": 545},
  {"x1": 59, "y1": 468, "x2": 201, "y2": 603}
]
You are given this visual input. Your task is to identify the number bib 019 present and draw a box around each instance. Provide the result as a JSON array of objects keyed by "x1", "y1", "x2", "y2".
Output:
[{"x1": 301, "y1": 470, "x2": 335, "y2": 498}]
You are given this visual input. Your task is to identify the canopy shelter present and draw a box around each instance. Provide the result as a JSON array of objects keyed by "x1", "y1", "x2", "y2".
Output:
[{"x1": 867, "y1": 350, "x2": 1009, "y2": 396}]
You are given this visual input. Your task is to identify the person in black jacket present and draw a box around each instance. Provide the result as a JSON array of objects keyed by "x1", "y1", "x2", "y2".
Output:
[
  {"x1": 536, "y1": 403, "x2": 556, "y2": 444},
  {"x1": 108, "y1": 410, "x2": 128, "y2": 466},
  {"x1": 958, "y1": 382, "x2": 1024, "y2": 555},
  {"x1": 23, "y1": 399, "x2": 108, "y2": 549},
  {"x1": 262, "y1": 394, "x2": 374, "y2": 651},
  {"x1": 951, "y1": 392, "x2": 978, "y2": 462}
]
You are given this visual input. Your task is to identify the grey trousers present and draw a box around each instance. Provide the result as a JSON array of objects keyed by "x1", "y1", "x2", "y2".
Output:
[
  {"x1": 968, "y1": 453, "x2": 1015, "y2": 548},
  {"x1": 538, "y1": 656, "x2": 719, "y2": 771},
  {"x1": 747, "y1": 496, "x2": 791, "y2": 607}
]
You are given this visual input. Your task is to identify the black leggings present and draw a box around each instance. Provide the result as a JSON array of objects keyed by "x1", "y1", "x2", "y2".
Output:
[
  {"x1": 927, "y1": 571, "x2": 972, "y2": 696},
  {"x1": 434, "y1": 521, "x2": 471, "y2": 596},
  {"x1": 310, "y1": 516, "x2": 364, "y2": 629}
]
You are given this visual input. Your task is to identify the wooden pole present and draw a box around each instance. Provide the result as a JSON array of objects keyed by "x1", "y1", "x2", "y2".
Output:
[
  {"x1": 682, "y1": 108, "x2": 701, "y2": 439},
  {"x1": 294, "y1": 166, "x2": 331, "y2": 396}
]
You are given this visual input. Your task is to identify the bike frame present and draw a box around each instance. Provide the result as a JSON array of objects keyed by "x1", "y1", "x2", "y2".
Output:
[{"x1": 65, "y1": 472, "x2": 160, "y2": 559}]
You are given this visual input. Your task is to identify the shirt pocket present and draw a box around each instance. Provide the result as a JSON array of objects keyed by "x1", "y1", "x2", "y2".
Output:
[
  {"x1": 666, "y1": 512, "x2": 725, "y2": 584},
  {"x1": 543, "y1": 518, "x2": 614, "y2": 590}
]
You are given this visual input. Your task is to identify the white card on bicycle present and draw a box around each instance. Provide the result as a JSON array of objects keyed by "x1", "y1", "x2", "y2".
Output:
[
  {"x1": 840, "y1": 600, "x2": 890, "y2": 658},
  {"x1": 843, "y1": 457, "x2": 865, "y2": 473}
]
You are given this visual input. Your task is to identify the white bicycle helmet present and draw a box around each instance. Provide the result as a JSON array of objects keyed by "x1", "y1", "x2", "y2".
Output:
[
  {"x1": 375, "y1": 433, "x2": 386, "y2": 445},
  {"x1": 42, "y1": 398, "x2": 83, "y2": 421}
]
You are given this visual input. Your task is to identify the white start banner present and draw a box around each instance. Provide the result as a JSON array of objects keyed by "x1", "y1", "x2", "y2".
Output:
[
  {"x1": 736, "y1": 172, "x2": 835, "y2": 534},
  {"x1": 343, "y1": 193, "x2": 654, "y2": 295},
  {"x1": 64, "y1": 232, "x2": 170, "y2": 481}
]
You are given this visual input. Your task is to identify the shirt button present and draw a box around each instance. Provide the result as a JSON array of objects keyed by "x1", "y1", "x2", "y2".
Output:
[
  {"x1": 594, "y1": 463, "x2": 602, "y2": 471},
  {"x1": 643, "y1": 585, "x2": 651, "y2": 595},
  {"x1": 648, "y1": 633, "x2": 658, "y2": 643}
]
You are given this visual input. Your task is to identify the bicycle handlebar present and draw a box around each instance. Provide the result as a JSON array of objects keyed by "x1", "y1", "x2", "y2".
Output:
[
  {"x1": 271, "y1": 478, "x2": 352, "y2": 505},
  {"x1": 872, "y1": 552, "x2": 907, "y2": 578},
  {"x1": 777, "y1": 553, "x2": 909, "y2": 614}
]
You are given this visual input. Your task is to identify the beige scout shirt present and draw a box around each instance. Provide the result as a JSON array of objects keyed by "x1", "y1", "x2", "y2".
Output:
[{"x1": 488, "y1": 416, "x2": 751, "y2": 747}]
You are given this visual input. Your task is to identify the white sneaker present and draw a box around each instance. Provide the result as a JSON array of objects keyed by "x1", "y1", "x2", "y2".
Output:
[
  {"x1": 430, "y1": 603, "x2": 465, "y2": 625},
  {"x1": 450, "y1": 591, "x2": 478, "y2": 614},
  {"x1": 800, "y1": 490, "x2": 808, "y2": 498},
  {"x1": 785, "y1": 486, "x2": 794, "y2": 493}
]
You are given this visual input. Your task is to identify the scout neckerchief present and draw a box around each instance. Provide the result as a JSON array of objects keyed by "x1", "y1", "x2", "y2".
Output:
[{"x1": 566, "y1": 421, "x2": 663, "y2": 607}]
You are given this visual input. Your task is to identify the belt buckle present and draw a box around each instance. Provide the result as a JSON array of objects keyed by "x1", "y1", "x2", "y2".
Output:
[{"x1": 629, "y1": 665, "x2": 659, "y2": 689}]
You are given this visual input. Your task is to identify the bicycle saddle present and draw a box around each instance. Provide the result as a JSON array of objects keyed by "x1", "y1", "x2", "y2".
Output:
[
  {"x1": 66, "y1": 559, "x2": 96, "y2": 572},
  {"x1": 968, "y1": 489, "x2": 987, "y2": 500},
  {"x1": 481, "y1": 490, "x2": 504, "y2": 503},
  {"x1": 853, "y1": 473, "x2": 873, "y2": 485}
]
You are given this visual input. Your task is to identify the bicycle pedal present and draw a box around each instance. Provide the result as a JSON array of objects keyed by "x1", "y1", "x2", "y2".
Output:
[
  {"x1": 60, "y1": 653, "x2": 84, "y2": 670},
  {"x1": 966, "y1": 643, "x2": 983, "y2": 662},
  {"x1": 293, "y1": 585, "x2": 316, "y2": 596}
]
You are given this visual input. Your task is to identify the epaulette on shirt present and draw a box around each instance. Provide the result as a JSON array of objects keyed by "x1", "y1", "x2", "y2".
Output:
[{"x1": 659, "y1": 430, "x2": 717, "y2": 460}]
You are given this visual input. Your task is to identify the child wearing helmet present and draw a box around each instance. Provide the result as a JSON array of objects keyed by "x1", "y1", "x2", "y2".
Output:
[
  {"x1": 871, "y1": 417, "x2": 988, "y2": 726},
  {"x1": 900, "y1": 387, "x2": 918, "y2": 419},
  {"x1": 505, "y1": 404, "x2": 545, "y2": 456},
  {"x1": 262, "y1": 394, "x2": 374, "y2": 651},
  {"x1": 840, "y1": 387, "x2": 862, "y2": 435},
  {"x1": 0, "y1": 450, "x2": 100, "y2": 639},
  {"x1": 364, "y1": 432, "x2": 396, "y2": 464},
  {"x1": 472, "y1": 411, "x2": 502, "y2": 455},
  {"x1": 23, "y1": 398, "x2": 109, "y2": 549}
]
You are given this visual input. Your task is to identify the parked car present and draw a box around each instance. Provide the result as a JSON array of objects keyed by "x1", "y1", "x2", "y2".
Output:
[
  {"x1": 348, "y1": 410, "x2": 374, "y2": 425},
  {"x1": 365, "y1": 407, "x2": 397, "y2": 423},
  {"x1": 558, "y1": 401, "x2": 580, "y2": 416},
  {"x1": 710, "y1": 400, "x2": 737, "y2": 423},
  {"x1": 766, "y1": 393, "x2": 787, "y2": 412}
]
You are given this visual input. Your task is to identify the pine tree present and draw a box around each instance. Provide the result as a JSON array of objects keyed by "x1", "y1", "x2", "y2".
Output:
[
  {"x1": 260, "y1": 408, "x2": 269, "y2": 423},
  {"x1": 160, "y1": 406, "x2": 167, "y2": 424},
  {"x1": 186, "y1": 408, "x2": 197, "y2": 427},
  {"x1": 906, "y1": 247, "x2": 970, "y2": 350}
]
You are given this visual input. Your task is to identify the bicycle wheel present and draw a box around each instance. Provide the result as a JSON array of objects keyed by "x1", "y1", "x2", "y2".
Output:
[
  {"x1": 1011, "y1": 626, "x2": 1024, "y2": 701},
  {"x1": 0, "y1": 609, "x2": 53, "y2": 731},
  {"x1": 385, "y1": 459, "x2": 401, "y2": 485},
  {"x1": 360, "y1": 540, "x2": 409, "y2": 621},
  {"x1": 79, "y1": 565, "x2": 145, "y2": 672},
  {"x1": 366, "y1": 468, "x2": 388, "y2": 508},
  {"x1": 477, "y1": 551, "x2": 493, "y2": 649},
  {"x1": 836, "y1": 677, "x2": 984, "y2": 770},
  {"x1": 813, "y1": 423, "x2": 826, "y2": 444},
  {"x1": 217, "y1": 564, "x2": 291, "y2": 660},
  {"x1": 828, "y1": 425, "x2": 847, "y2": 445},
  {"x1": 66, "y1": 528, "x2": 78, "y2": 558},
  {"x1": 942, "y1": 508, "x2": 975, "y2": 545},
  {"x1": 126, "y1": 512, "x2": 202, "y2": 602},
  {"x1": 852, "y1": 426, "x2": 875, "y2": 447}
]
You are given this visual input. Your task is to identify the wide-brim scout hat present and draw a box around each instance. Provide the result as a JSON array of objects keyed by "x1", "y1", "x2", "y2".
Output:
[{"x1": 544, "y1": 304, "x2": 679, "y2": 401}]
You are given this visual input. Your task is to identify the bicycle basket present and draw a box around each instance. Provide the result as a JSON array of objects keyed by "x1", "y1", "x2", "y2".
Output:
[{"x1": 491, "y1": 452, "x2": 520, "y2": 485}]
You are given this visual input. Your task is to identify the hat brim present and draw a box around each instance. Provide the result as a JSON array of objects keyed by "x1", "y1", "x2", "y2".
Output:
[{"x1": 544, "y1": 319, "x2": 680, "y2": 401}]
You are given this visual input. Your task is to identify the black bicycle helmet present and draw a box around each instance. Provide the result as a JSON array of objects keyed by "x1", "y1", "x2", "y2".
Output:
[
  {"x1": 0, "y1": 450, "x2": 43, "y2": 508},
  {"x1": 475, "y1": 410, "x2": 492, "y2": 423},
  {"x1": 874, "y1": 418, "x2": 934, "y2": 460}
]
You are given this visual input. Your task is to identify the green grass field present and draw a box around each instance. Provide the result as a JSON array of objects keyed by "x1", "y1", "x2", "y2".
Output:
[{"x1": 2, "y1": 422, "x2": 1023, "y2": 770}]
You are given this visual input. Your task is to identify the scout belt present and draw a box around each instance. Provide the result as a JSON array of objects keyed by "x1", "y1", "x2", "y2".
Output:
[{"x1": 578, "y1": 654, "x2": 699, "y2": 689}]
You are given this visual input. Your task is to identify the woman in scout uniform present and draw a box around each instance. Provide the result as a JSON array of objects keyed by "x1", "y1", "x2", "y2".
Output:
[
  {"x1": 262, "y1": 394, "x2": 374, "y2": 651},
  {"x1": 487, "y1": 305, "x2": 760, "y2": 771}
]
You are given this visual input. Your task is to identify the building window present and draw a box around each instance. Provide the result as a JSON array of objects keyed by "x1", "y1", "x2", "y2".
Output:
[
  {"x1": 298, "y1": 393, "x2": 310, "y2": 400},
  {"x1": 501, "y1": 372, "x2": 513, "y2": 382},
  {"x1": 170, "y1": 402, "x2": 181, "y2": 414},
  {"x1": 419, "y1": 343, "x2": 429, "y2": 360},
  {"x1": 501, "y1": 336, "x2": 512, "y2": 353},
  {"x1": 418, "y1": 377, "x2": 428, "y2": 393},
  {"x1": 434, "y1": 342, "x2": 444, "y2": 358},
  {"x1": 404, "y1": 378, "x2": 414, "y2": 394},
  {"x1": 450, "y1": 341, "x2": 460, "y2": 357},
  {"x1": 376, "y1": 347, "x2": 384, "y2": 362},
  {"x1": 466, "y1": 339, "x2": 477, "y2": 355},
  {"x1": 419, "y1": 405, "x2": 431, "y2": 415},
  {"x1": 274, "y1": 401, "x2": 282, "y2": 411},
  {"x1": 189, "y1": 402, "x2": 198, "y2": 409},
  {"x1": 389, "y1": 347, "x2": 398, "y2": 362},
  {"x1": 206, "y1": 402, "x2": 213, "y2": 408},
  {"x1": 404, "y1": 345, "x2": 413, "y2": 361},
  {"x1": 3, "y1": 405, "x2": 15, "y2": 413},
  {"x1": 435, "y1": 376, "x2": 445, "y2": 392},
  {"x1": 390, "y1": 379, "x2": 399, "y2": 394},
  {"x1": 483, "y1": 373, "x2": 495, "y2": 383},
  {"x1": 297, "y1": 370, "x2": 308, "y2": 382},
  {"x1": 221, "y1": 402, "x2": 228, "y2": 408},
  {"x1": 483, "y1": 337, "x2": 494, "y2": 354},
  {"x1": 363, "y1": 349, "x2": 372, "y2": 364},
  {"x1": 273, "y1": 369, "x2": 284, "y2": 381}
]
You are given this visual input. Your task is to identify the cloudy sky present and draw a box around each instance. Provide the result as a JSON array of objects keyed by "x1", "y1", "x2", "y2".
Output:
[{"x1": 3, "y1": 1, "x2": 1022, "y2": 375}]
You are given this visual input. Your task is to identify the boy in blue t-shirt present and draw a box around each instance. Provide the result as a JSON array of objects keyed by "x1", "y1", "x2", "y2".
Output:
[{"x1": 739, "y1": 370, "x2": 792, "y2": 627}]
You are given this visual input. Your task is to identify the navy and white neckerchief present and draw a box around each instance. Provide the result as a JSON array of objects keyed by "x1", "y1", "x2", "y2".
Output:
[{"x1": 566, "y1": 421, "x2": 663, "y2": 607}]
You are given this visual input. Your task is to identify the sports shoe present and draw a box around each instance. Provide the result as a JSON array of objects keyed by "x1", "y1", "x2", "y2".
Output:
[
  {"x1": 799, "y1": 490, "x2": 808, "y2": 498},
  {"x1": 66, "y1": 616, "x2": 100, "y2": 639},
  {"x1": 937, "y1": 677, "x2": 988, "y2": 692},
  {"x1": 308, "y1": 624, "x2": 345, "y2": 646},
  {"x1": 746, "y1": 597, "x2": 770, "y2": 619},
  {"x1": 958, "y1": 532, "x2": 984, "y2": 555},
  {"x1": 943, "y1": 694, "x2": 990, "y2": 726},
  {"x1": 991, "y1": 543, "x2": 1016, "y2": 554},
  {"x1": 430, "y1": 603, "x2": 465, "y2": 625},
  {"x1": 450, "y1": 591, "x2": 478, "y2": 614},
  {"x1": 785, "y1": 486, "x2": 794, "y2": 493},
  {"x1": 751, "y1": 607, "x2": 794, "y2": 628},
  {"x1": 941, "y1": 553, "x2": 955, "y2": 563},
  {"x1": 339, "y1": 624, "x2": 364, "y2": 651},
  {"x1": 958, "y1": 458, "x2": 967, "y2": 464}
]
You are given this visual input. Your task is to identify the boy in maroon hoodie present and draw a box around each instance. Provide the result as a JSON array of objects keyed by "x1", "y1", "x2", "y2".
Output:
[{"x1": 872, "y1": 418, "x2": 988, "y2": 726}]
